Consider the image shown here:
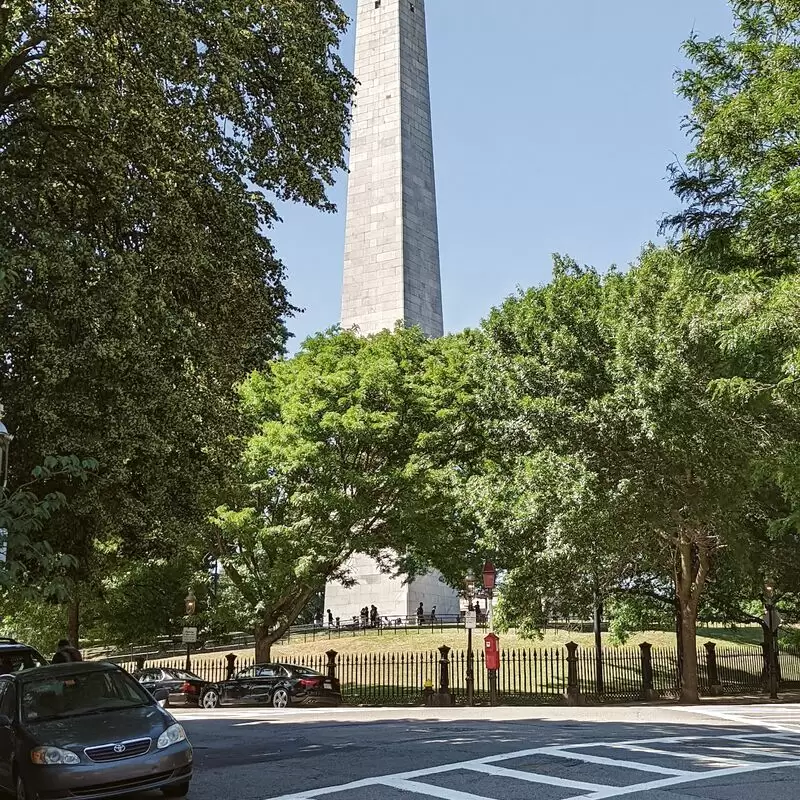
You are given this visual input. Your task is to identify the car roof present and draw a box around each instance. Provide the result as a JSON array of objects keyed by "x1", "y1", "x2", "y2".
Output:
[
  {"x1": 14, "y1": 661, "x2": 122, "y2": 682},
  {"x1": 0, "y1": 643, "x2": 39, "y2": 653}
]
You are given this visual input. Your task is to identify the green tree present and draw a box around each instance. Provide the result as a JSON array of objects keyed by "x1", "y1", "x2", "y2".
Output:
[
  {"x1": 0, "y1": 453, "x2": 97, "y2": 600},
  {"x1": 212, "y1": 327, "x2": 473, "y2": 662},
  {"x1": 663, "y1": 0, "x2": 800, "y2": 273},
  {"x1": 475, "y1": 251, "x2": 785, "y2": 701},
  {"x1": 1, "y1": 1, "x2": 355, "y2": 640}
]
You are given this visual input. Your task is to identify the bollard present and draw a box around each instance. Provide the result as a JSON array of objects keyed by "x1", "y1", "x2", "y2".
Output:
[
  {"x1": 704, "y1": 642, "x2": 723, "y2": 696},
  {"x1": 435, "y1": 645, "x2": 454, "y2": 706},
  {"x1": 564, "y1": 642, "x2": 583, "y2": 706},
  {"x1": 325, "y1": 649, "x2": 338, "y2": 682},
  {"x1": 488, "y1": 669, "x2": 498, "y2": 707},
  {"x1": 225, "y1": 653, "x2": 237, "y2": 680},
  {"x1": 639, "y1": 642, "x2": 658, "y2": 701}
]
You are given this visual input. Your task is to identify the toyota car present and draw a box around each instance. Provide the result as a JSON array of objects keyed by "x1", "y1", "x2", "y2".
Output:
[{"x1": 0, "y1": 661, "x2": 193, "y2": 799}]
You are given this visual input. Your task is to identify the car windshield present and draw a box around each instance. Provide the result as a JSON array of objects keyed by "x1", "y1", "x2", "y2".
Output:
[
  {"x1": 0, "y1": 650, "x2": 47, "y2": 675},
  {"x1": 21, "y1": 669, "x2": 152, "y2": 722}
]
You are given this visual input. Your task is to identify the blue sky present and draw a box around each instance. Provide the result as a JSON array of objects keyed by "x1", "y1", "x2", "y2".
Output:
[{"x1": 272, "y1": 0, "x2": 734, "y2": 348}]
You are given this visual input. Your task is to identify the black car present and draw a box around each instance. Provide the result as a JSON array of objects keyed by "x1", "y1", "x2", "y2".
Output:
[
  {"x1": 0, "y1": 639, "x2": 48, "y2": 676},
  {"x1": 201, "y1": 663, "x2": 341, "y2": 709},
  {"x1": 0, "y1": 661, "x2": 193, "y2": 800},
  {"x1": 133, "y1": 668, "x2": 207, "y2": 708}
]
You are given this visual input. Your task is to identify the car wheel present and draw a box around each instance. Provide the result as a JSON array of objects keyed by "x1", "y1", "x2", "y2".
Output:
[
  {"x1": 272, "y1": 688, "x2": 290, "y2": 709},
  {"x1": 201, "y1": 689, "x2": 220, "y2": 709},
  {"x1": 162, "y1": 782, "x2": 190, "y2": 797}
]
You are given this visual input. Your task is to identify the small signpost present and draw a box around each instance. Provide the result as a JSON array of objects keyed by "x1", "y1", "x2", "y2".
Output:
[
  {"x1": 465, "y1": 611, "x2": 477, "y2": 630},
  {"x1": 182, "y1": 627, "x2": 198, "y2": 644}
]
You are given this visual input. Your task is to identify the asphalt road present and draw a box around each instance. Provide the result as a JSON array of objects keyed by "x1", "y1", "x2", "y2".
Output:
[{"x1": 159, "y1": 702, "x2": 800, "y2": 800}]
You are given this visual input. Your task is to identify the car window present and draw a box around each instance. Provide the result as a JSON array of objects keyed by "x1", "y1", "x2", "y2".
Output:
[
  {"x1": 0, "y1": 649, "x2": 47, "y2": 675},
  {"x1": 166, "y1": 669, "x2": 200, "y2": 681},
  {"x1": 21, "y1": 669, "x2": 151, "y2": 722},
  {"x1": 0, "y1": 681, "x2": 16, "y2": 719},
  {"x1": 288, "y1": 666, "x2": 321, "y2": 677},
  {"x1": 236, "y1": 667, "x2": 256, "y2": 680}
]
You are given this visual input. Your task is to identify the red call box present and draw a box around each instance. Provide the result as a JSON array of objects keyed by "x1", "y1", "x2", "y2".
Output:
[{"x1": 484, "y1": 632, "x2": 500, "y2": 671}]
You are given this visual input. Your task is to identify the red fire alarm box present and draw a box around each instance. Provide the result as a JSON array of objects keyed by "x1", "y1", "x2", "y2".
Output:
[{"x1": 484, "y1": 632, "x2": 500, "y2": 671}]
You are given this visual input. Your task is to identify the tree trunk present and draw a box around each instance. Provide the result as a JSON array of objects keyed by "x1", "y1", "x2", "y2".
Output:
[
  {"x1": 254, "y1": 624, "x2": 274, "y2": 664},
  {"x1": 675, "y1": 531, "x2": 709, "y2": 704},
  {"x1": 674, "y1": 601, "x2": 684, "y2": 694},
  {"x1": 68, "y1": 598, "x2": 80, "y2": 648},
  {"x1": 679, "y1": 606, "x2": 699, "y2": 702}
]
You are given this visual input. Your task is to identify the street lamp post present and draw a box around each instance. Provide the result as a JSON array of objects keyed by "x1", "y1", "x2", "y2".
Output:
[
  {"x1": 482, "y1": 561, "x2": 497, "y2": 629},
  {"x1": 185, "y1": 590, "x2": 197, "y2": 673},
  {"x1": 0, "y1": 419, "x2": 13, "y2": 490},
  {"x1": 482, "y1": 561, "x2": 498, "y2": 706},
  {"x1": 764, "y1": 581, "x2": 778, "y2": 700},
  {"x1": 464, "y1": 570, "x2": 475, "y2": 706}
]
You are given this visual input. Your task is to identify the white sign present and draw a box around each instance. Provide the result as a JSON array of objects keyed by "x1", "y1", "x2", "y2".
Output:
[
  {"x1": 465, "y1": 611, "x2": 477, "y2": 630},
  {"x1": 181, "y1": 627, "x2": 198, "y2": 644},
  {"x1": 762, "y1": 610, "x2": 782, "y2": 632}
]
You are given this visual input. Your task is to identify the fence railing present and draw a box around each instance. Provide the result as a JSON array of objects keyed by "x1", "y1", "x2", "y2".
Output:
[{"x1": 111, "y1": 641, "x2": 800, "y2": 706}]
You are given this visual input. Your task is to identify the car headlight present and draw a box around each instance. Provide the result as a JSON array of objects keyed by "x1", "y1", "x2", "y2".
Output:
[
  {"x1": 157, "y1": 723, "x2": 186, "y2": 750},
  {"x1": 31, "y1": 746, "x2": 80, "y2": 765}
]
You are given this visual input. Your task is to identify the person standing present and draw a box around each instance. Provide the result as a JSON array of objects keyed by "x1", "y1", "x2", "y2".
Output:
[
  {"x1": 417, "y1": 602, "x2": 424, "y2": 626},
  {"x1": 327, "y1": 609, "x2": 334, "y2": 628}
]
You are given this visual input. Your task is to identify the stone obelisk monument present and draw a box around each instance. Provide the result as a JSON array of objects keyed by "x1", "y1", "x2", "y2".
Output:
[
  {"x1": 340, "y1": 0, "x2": 443, "y2": 338},
  {"x1": 325, "y1": 0, "x2": 458, "y2": 623}
]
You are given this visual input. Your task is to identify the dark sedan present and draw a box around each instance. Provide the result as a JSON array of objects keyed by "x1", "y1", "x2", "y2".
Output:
[
  {"x1": 133, "y1": 667, "x2": 207, "y2": 708},
  {"x1": 0, "y1": 661, "x2": 192, "y2": 800},
  {"x1": 201, "y1": 663, "x2": 341, "y2": 709}
]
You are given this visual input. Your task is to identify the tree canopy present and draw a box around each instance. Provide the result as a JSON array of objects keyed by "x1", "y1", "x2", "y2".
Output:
[
  {"x1": 0, "y1": 0, "x2": 356, "y2": 637},
  {"x1": 211, "y1": 327, "x2": 475, "y2": 661}
]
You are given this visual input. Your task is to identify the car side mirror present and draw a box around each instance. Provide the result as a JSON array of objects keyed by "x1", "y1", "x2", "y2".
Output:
[{"x1": 151, "y1": 688, "x2": 169, "y2": 707}]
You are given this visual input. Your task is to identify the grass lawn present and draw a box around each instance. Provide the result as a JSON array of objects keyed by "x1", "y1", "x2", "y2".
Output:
[{"x1": 178, "y1": 622, "x2": 767, "y2": 667}]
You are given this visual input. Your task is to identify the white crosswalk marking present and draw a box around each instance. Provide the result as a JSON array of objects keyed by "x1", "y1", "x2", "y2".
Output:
[
  {"x1": 678, "y1": 703, "x2": 800, "y2": 733},
  {"x1": 461, "y1": 762, "x2": 608, "y2": 792},
  {"x1": 263, "y1": 730, "x2": 800, "y2": 800}
]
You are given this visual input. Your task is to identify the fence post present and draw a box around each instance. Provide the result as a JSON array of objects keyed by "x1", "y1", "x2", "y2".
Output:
[
  {"x1": 225, "y1": 653, "x2": 237, "y2": 680},
  {"x1": 564, "y1": 642, "x2": 582, "y2": 706},
  {"x1": 435, "y1": 645, "x2": 454, "y2": 706},
  {"x1": 639, "y1": 642, "x2": 658, "y2": 701},
  {"x1": 704, "y1": 642, "x2": 723, "y2": 696},
  {"x1": 325, "y1": 649, "x2": 338, "y2": 682}
]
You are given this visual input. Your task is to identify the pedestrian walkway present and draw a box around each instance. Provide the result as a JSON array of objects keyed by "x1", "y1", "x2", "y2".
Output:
[{"x1": 265, "y1": 729, "x2": 800, "y2": 800}]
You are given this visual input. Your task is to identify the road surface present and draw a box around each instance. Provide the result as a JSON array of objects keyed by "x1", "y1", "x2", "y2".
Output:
[{"x1": 163, "y1": 703, "x2": 800, "y2": 799}]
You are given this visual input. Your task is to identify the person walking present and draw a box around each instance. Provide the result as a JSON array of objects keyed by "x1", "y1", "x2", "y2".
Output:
[
  {"x1": 327, "y1": 609, "x2": 334, "y2": 628},
  {"x1": 417, "y1": 602, "x2": 424, "y2": 626},
  {"x1": 52, "y1": 638, "x2": 82, "y2": 663}
]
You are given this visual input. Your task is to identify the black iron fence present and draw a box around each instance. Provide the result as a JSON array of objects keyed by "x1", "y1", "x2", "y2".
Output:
[{"x1": 112, "y1": 641, "x2": 800, "y2": 706}]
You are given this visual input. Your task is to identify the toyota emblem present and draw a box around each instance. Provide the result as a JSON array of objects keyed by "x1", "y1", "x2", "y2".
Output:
[{"x1": 113, "y1": 744, "x2": 126, "y2": 753}]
